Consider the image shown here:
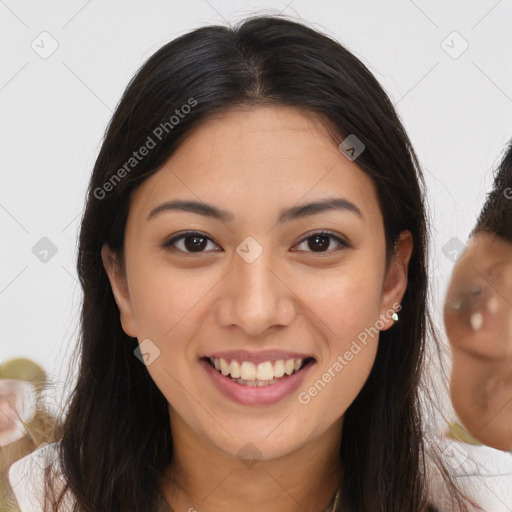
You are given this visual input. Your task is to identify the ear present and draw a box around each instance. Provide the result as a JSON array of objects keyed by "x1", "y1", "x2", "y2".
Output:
[
  {"x1": 379, "y1": 230, "x2": 413, "y2": 331},
  {"x1": 101, "y1": 244, "x2": 137, "y2": 338}
]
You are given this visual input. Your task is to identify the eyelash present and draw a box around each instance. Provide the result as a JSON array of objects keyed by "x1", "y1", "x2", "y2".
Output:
[{"x1": 162, "y1": 230, "x2": 350, "y2": 255}]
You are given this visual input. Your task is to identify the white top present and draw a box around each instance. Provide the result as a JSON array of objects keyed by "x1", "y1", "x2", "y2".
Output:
[
  {"x1": 7, "y1": 441, "x2": 75, "y2": 512},
  {"x1": 8, "y1": 439, "x2": 512, "y2": 512},
  {"x1": 442, "y1": 440, "x2": 512, "y2": 511}
]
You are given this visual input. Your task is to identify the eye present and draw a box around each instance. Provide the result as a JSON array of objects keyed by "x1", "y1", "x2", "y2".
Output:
[
  {"x1": 162, "y1": 231, "x2": 221, "y2": 254},
  {"x1": 450, "y1": 283, "x2": 488, "y2": 312},
  {"x1": 162, "y1": 230, "x2": 349, "y2": 255},
  {"x1": 292, "y1": 230, "x2": 350, "y2": 254}
]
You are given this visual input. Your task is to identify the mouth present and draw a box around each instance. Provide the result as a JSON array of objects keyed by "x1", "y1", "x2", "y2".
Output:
[
  {"x1": 199, "y1": 354, "x2": 316, "y2": 406},
  {"x1": 200, "y1": 355, "x2": 316, "y2": 387}
]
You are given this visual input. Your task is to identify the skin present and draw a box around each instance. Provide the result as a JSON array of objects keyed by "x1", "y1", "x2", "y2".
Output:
[
  {"x1": 0, "y1": 386, "x2": 18, "y2": 435},
  {"x1": 0, "y1": 380, "x2": 34, "y2": 447},
  {"x1": 444, "y1": 231, "x2": 512, "y2": 451},
  {"x1": 102, "y1": 106, "x2": 412, "y2": 512}
]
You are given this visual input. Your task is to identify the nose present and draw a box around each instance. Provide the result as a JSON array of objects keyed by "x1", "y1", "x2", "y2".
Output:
[{"x1": 215, "y1": 251, "x2": 296, "y2": 336}]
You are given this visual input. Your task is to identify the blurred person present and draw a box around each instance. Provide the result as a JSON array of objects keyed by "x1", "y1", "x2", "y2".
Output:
[
  {"x1": 0, "y1": 359, "x2": 62, "y2": 512},
  {"x1": 442, "y1": 140, "x2": 512, "y2": 510},
  {"x1": 444, "y1": 140, "x2": 512, "y2": 451}
]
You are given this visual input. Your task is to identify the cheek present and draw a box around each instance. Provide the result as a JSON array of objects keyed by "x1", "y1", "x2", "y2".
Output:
[
  {"x1": 123, "y1": 263, "x2": 209, "y2": 401},
  {"x1": 291, "y1": 264, "x2": 382, "y2": 409},
  {"x1": 295, "y1": 261, "x2": 384, "y2": 348},
  {"x1": 128, "y1": 259, "x2": 209, "y2": 339},
  {"x1": 131, "y1": 270, "x2": 201, "y2": 405}
]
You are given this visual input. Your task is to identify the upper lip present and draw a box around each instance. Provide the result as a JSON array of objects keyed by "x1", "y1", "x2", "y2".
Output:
[{"x1": 201, "y1": 349, "x2": 316, "y2": 365}]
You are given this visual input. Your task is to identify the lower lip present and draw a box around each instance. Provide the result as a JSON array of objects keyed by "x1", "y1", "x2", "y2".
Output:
[{"x1": 199, "y1": 358, "x2": 315, "y2": 406}]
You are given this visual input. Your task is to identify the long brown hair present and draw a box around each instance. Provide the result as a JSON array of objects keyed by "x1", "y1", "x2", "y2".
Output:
[{"x1": 44, "y1": 14, "x2": 477, "y2": 511}]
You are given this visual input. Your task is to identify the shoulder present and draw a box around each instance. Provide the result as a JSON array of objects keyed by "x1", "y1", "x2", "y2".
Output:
[
  {"x1": 433, "y1": 438, "x2": 512, "y2": 512},
  {"x1": 7, "y1": 440, "x2": 75, "y2": 512}
]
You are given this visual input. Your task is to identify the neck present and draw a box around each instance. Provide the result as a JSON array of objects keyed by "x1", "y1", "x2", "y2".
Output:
[{"x1": 161, "y1": 410, "x2": 344, "y2": 512}]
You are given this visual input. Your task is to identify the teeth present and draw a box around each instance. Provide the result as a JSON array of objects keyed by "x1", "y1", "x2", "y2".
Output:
[
  {"x1": 273, "y1": 359, "x2": 285, "y2": 378},
  {"x1": 220, "y1": 358, "x2": 230, "y2": 376},
  {"x1": 208, "y1": 356, "x2": 308, "y2": 381},
  {"x1": 229, "y1": 360, "x2": 241, "y2": 378},
  {"x1": 256, "y1": 361, "x2": 273, "y2": 380},
  {"x1": 233, "y1": 377, "x2": 281, "y2": 387},
  {"x1": 240, "y1": 361, "x2": 256, "y2": 380}
]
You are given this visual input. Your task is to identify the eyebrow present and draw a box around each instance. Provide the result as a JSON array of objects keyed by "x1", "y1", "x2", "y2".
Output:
[{"x1": 147, "y1": 196, "x2": 364, "y2": 223}]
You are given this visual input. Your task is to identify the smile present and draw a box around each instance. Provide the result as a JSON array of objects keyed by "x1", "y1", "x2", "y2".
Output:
[
  {"x1": 199, "y1": 356, "x2": 316, "y2": 405},
  {"x1": 206, "y1": 356, "x2": 313, "y2": 386}
]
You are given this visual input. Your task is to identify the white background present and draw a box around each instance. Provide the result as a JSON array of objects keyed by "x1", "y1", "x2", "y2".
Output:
[{"x1": 1, "y1": 0, "x2": 512, "y2": 422}]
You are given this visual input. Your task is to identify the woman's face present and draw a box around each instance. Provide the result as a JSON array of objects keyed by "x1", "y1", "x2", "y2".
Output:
[{"x1": 103, "y1": 106, "x2": 411, "y2": 461}]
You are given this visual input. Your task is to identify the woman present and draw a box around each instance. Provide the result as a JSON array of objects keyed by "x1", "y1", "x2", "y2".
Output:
[{"x1": 8, "y1": 14, "x2": 478, "y2": 512}]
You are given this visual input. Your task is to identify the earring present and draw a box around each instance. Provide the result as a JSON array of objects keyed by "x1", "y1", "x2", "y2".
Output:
[{"x1": 391, "y1": 312, "x2": 399, "y2": 322}]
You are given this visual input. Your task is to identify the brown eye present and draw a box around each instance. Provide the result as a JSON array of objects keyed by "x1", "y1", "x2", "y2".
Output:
[
  {"x1": 293, "y1": 231, "x2": 350, "y2": 254},
  {"x1": 162, "y1": 230, "x2": 349, "y2": 256},
  {"x1": 163, "y1": 232, "x2": 220, "y2": 254}
]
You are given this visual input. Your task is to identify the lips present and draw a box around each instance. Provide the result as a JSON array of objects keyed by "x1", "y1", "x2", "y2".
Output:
[{"x1": 199, "y1": 356, "x2": 316, "y2": 405}]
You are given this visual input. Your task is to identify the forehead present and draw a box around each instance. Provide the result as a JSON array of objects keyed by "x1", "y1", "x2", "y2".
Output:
[
  {"x1": 453, "y1": 233, "x2": 512, "y2": 287},
  {"x1": 129, "y1": 106, "x2": 382, "y2": 228},
  {"x1": 464, "y1": 233, "x2": 512, "y2": 264}
]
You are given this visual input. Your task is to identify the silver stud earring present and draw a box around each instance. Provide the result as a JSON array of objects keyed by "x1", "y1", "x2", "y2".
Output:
[{"x1": 391, "y1": 312, "x2": 399, "y2": 322}]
